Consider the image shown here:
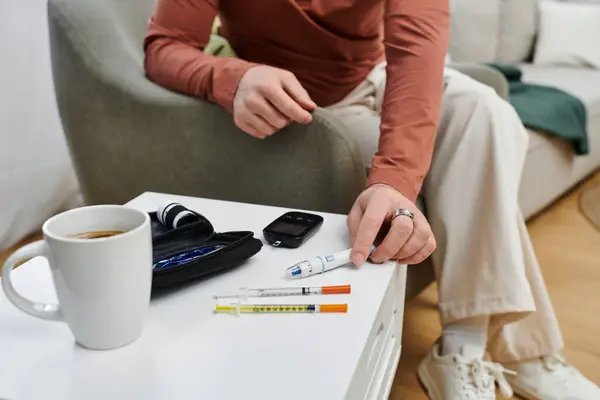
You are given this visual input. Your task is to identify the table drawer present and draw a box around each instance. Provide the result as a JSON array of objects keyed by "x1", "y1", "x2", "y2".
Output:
[
  {"x1": 345, "y1": 265, "x2": 405, "y2": 400},
  {"x1": 364, "y1": 296, "x2": 396, "y2": 384},
  {"x1": 365, "y1": 321, "x2": 401, "y2": 400}
]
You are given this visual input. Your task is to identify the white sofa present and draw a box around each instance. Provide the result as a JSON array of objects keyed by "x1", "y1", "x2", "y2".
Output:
[
  {"x1": 0, "y1": 0, "x2": 80, "y2": 250},
  {"x1": 450, "y1": 0, "x2": 600, "y2": 218}
]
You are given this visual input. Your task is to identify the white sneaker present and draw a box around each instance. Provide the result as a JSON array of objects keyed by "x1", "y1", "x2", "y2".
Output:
[
  {"x1": 417, "y1": 343, "x2": 515, "y2": 400},
  {"x1": 505, "y1": 353, "x2": 600, "y2": 400}
]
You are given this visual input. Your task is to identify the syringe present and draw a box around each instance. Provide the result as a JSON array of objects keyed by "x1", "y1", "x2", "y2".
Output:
[
  {"x1": 214, "y1": 284, "x2": 351, "y2": 299},
  {"x1": 286, "y1": 245, "x2": 376, "y2": 279},
  {"x1": 214, "y1": 303, "x2": 348, "y2": 314}
]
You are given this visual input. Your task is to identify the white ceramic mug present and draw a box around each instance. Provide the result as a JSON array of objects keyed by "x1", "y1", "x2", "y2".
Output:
[{"x1": 2, "y1": 205, "x2": 153, "y2": 350}]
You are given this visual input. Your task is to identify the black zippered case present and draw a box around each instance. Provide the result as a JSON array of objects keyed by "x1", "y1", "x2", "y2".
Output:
[{"x1": 149, "y1": 210, "x2": 263, "y2": 290}]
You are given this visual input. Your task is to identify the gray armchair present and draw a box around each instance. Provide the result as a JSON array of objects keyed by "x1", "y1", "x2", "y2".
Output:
[
  {"x1": 48, "y1": 0, "x2": 508, "y2": 300},
  {"x1": 48, "y1": 0, "x2": 367, "y2": 215}
]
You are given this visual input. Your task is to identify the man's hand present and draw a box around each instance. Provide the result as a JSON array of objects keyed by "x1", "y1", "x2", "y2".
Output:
[
  {"x1": 347, "y1": 184, "x2": 436, "y2": 266},
  {"x1": 233, "y1": 66, "x2": 317, "y2": 139}
]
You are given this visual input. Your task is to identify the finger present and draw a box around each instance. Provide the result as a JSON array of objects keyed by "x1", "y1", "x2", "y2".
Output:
[
  {"x1": 240, "y1": 121, "x2": 267, "y2": 139},
  {"x1": 370, "y1": 217, "x2": 414, "y2": 263},
  {"x1": 263, "y1": 87, "x2": 313, "y2": 124},
  {"x1": 280, "y1": 72, "x2": 317, "y2": 110},
  {"x1": 395, "y1": 215, "x2": 430, "y2": 260},
  {"x1": 247, "y1": 96, "x2": 290, "y2": 130},
  {"x1": 397, "y1": 236, "x2": 436, "y2": 265},
  {"x1": 351, "y1": 203, "x2": 386, "y2": 266},
  {"x1": 346, "y1": 204, "x2": 364, "y2": 246},
  {"x1": 247, "y1": 114, "x2": 278, "y2": 137}
]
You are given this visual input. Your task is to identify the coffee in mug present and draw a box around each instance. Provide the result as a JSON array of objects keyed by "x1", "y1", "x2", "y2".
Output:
[
  {"x1": 68, "y1": 230, "x2": 125, "y2": 240},
  {"x1": 2, "y1": 205, "x2": 152, "y2": 350}
]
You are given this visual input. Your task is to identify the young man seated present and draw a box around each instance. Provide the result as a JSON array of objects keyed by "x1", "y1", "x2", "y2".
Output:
[{"x1": 143, "y1": 1, "x2": 600, "y2": 399}]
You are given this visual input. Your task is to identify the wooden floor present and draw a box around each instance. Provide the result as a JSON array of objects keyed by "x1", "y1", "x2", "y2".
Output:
[
  {"x1": 391, "y1": 172, "x2": 600, "y2": 399},
  {"x1": 2, "y1": 175, "x2": 599, "y2": 399}
]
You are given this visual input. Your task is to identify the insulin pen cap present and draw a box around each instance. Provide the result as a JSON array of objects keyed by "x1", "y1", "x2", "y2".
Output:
[{"x1": 158, "y1": 202, "x2": 201, "y2": 229}]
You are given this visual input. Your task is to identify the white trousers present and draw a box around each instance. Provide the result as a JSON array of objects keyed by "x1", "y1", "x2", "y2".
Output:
[{"x1": 327, "y1": 63, "x2": 564, "y2": 362}]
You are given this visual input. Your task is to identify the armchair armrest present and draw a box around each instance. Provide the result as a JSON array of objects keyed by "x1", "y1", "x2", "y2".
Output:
[
  {"x1": 450, "y1": 62, "x2": 510, "y2": 100},
  {"x1": 48, "y1": 0, "x2": 366, "y2": 214}
]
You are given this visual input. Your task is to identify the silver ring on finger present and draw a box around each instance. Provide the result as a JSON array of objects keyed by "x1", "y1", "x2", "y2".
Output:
[{"x1": 393, "y1": 208, "x2": 415, "y2": 221}]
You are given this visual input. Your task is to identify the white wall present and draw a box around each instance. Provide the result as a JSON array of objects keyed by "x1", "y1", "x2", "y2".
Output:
[{"x1": 0, "y1": 0, "x2": 80, "y2": 249}]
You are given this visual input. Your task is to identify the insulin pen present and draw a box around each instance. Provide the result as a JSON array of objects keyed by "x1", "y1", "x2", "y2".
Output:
[
  {"x1": 214, "y1": 303, "x2": 348, "y2": 314},
  {"x1": 215, "y1": 284, "x2": 351, "y2": 299},
  {"x1": 286, "y1": 245, "x2": 376, "y2": 279}
]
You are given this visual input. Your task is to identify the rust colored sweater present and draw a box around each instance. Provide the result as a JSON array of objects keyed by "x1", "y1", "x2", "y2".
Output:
[{"x1": 144, "y1": 0, "x2": 449, "y2": 202}]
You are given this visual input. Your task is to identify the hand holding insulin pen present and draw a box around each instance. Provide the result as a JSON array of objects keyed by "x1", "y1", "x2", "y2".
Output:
[{"x1": 286, "y1": 245, "x2": 376, "y2": 278}]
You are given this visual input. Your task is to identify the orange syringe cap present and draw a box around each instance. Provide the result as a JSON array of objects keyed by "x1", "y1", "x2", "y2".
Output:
[
  {"x1": 322, "y1": 284, "x2": 351, "y2": 295},
  {"x1": 320, "y1": 304, "x2": 348, "y2": 313}
]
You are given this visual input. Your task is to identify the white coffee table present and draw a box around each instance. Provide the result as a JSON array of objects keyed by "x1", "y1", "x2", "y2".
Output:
[{"x1": 0, "y1": 192, "x2": 407, "y2": 400}]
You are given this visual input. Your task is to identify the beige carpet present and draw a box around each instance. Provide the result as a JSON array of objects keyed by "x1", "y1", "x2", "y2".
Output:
[{"x1": 580, "y1": 180, "x2": 600, "y2": 231}]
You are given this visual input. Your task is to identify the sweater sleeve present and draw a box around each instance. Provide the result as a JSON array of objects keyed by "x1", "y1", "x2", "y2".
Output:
[
  {"x1": 143, "y1": 0, "x2": 257, "y2": 112},
  {"x1": 367, "y1": 0, "x2": 450, "y2": 202}
]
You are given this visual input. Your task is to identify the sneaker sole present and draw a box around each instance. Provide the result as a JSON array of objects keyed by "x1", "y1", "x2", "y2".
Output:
[
  {"x1": 512, "y1": 387, "x2": 543, "y2": 400},
  {"x1": 416, "y1": 362, "x2": 442, "y2": 400},
  {"x1": 416, "y1": 373, "x2": 435, "y2": 400}
]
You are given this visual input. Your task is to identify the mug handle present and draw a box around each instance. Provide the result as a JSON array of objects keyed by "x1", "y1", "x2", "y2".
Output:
[{"x1": 2, "y1": 240, "x2": 61, "y2": 321}]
